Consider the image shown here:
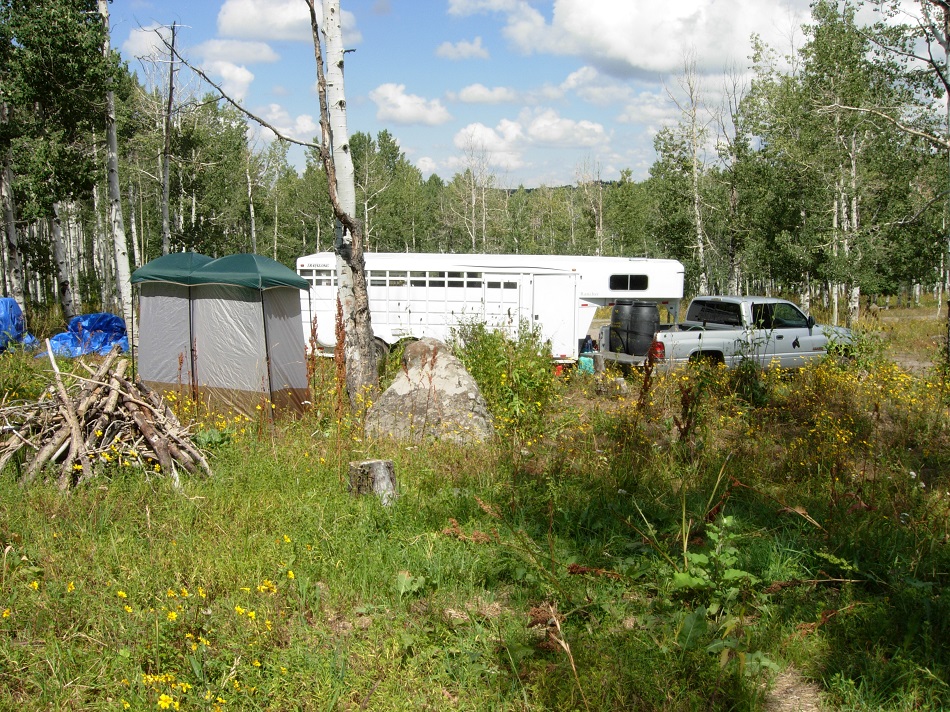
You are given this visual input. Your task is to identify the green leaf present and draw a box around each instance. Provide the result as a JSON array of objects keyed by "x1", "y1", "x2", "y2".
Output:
[
  {"x1": 677, "y1": 607, "x2": 708, "y2": 649},
  {"x1": 672, "y1": 571, "x2": 709, "y2": 590}
]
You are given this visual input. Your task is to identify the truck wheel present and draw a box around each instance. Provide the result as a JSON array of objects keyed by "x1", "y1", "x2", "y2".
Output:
[{"x1": 689, "y1": 351, "x2": 724, "y2": 366}]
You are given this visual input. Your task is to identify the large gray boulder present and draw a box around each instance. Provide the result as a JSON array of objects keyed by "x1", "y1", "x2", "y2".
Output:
[{"x1": 364, "y1": 338, "x2": 494, "y2": 444}]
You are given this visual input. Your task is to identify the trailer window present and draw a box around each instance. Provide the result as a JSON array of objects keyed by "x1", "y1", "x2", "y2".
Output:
[
  {"x1": 311, "y1": 269, "x2": 334, "y2": 287},
  {"x1": 609, "y1": 274, "x2": 649, "y2": 291}
]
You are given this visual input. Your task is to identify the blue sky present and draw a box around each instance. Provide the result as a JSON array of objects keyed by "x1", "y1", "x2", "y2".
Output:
[{"x1": 112, "y1": 0, "x2": 815, "y2": 187}]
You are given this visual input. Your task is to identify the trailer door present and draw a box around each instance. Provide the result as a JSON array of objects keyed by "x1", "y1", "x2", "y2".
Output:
[{"x1": 532, "y1": 273, "x2": 578, "y2": 359}]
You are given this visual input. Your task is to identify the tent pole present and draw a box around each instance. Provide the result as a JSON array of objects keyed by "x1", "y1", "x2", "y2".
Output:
[
  {"x1": 189, "y1": 286, "x2": 198, "y2": 402},
  {"x1": 261, "y1": 289, "x2": 274, "y2": 418},
  {"x1": 130, "y1": 288, "x2": 136, "y2": 380}
]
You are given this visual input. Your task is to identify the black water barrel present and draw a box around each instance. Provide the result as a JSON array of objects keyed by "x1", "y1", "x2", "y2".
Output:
[{"x1": 609, "y1": 300, "x2": 660, "y2": 356}]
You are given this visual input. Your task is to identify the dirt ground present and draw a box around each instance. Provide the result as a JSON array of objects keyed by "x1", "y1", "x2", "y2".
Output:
[{"x1": 762, "y1": 668, "x2": 824, "y2": 711}]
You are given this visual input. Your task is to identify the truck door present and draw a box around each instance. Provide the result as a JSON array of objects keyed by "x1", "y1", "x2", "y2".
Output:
[
  {"x1": 770, "y1": 302, "x2": 816, "y2": 367},
  {"x1": 751, "y1": 302, "x2": 814, "y2": 368},
  {"x1": 749, "y1": 302, "x2": 779, "y2": 367}
]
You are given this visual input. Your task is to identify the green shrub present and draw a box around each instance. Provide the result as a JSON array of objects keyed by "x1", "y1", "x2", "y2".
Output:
[{"x1": 450, "y1": 319, "x2": 559, "y2": 441}]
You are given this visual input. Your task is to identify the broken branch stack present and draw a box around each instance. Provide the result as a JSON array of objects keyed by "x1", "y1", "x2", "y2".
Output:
[{"x1": 0, "y1": 344, "x2": 211, "y2": 488}]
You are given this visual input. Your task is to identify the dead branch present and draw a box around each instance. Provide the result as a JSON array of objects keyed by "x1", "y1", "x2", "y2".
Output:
[{"x1": 2, "y1": 349, "x2": 212, "y2": 487}]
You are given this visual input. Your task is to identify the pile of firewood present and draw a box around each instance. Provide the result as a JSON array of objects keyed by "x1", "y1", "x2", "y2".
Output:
[{"x1": 0, "y1": 344, "x2": 211, "y2": 488}]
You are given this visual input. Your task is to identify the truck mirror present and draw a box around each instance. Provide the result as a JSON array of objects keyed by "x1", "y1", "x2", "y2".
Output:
[{"x1": 806, "y1": 315, "x2": 816, "y2": 329}]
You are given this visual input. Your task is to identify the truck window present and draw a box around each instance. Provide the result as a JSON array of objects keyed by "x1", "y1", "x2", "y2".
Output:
[
  {"x1": 685, "y1": 300, "x2": 742, "y2": 326},
  {"x1": 752, "y1": 303, "x2": 773, "y2": 330},
  {"x1": 772, "y1": 303, "x2": 808, "y2": 328}
]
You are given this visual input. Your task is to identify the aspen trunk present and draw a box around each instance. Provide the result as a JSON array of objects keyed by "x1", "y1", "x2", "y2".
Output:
[
  {"x1": 311, "y1": 0, "x2": 378, "y2": 406},
  {"x1": 100, "y1": 0, "x2": 133, "y2": 331},
  {"x1": 161, "y1": 24, "x2": 177, "y2": 255},
  {"x1": 1, "y1": 136, "x2": 25, "y2": 312},
  {"x1": 51, "y1": 203, "x2": 78, "y2": 319},
  {"x1": 246, "y1": 158, "x2": 257, "y2": 253}
]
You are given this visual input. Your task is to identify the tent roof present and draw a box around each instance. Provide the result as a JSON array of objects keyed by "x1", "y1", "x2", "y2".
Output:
[
  {"x1": 193, "y1": 254, "x2": 309, "y2": 290},
  {"x1": 132, "y1": 252, "x2": 308, "y2": 291},
  {"x1": 131, "y1": 252, "x2": 213, "y2": 285}
]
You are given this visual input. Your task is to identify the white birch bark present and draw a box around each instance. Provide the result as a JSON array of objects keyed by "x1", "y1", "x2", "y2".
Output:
[
  {"x1": 65, "y1": 204, "x2": 82, "y2": 304},
  {"x1": 246, "y1": 157, "x2": 258, "y2": 253},
  {"x1": 313, "y1": 0, "x2": 378, "y2": 403},
  {"x1": 161, "y1": 23, "x2": 177, "y2": 255},
  {"x1": 1, "y1": 100, "x2": 25, "y2": 312},
  {"x1": 128, "y1": 182, "x2": 140, "y2": 268},
  {"x1": 51, "y1": 203, "x2": 78, "y2": 318},
  {"x1": 671, "y1": 57, "x2": 709, "y2": 294},
  {"x1": 99, "y1": 0, "x2": 134, "y2": 331},
  {"x1": 1, "y1": 157, "x2": 25, "y2": 313}
]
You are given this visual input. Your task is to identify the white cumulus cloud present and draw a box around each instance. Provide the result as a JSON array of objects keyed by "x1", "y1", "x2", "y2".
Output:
[
  {"x1": 369, "y1": 83, "x2": 452, "y2": 125},
  {"x1": 217, "y1": 0, "x2": 362, "y2": 44},
  {"x1": 436, "y1": 36, "x2": 490, "y2": 60},
  {"x1": 204, "y1": 61, "x2": 256, "y2": 102},
  {"x1": 522, "y1": 108, "x2": 608, "y2": 147},
  {"x1": 121, "y1": 23, "x2": 172, "y2": 60},
  {"x1": 416, "y1": 156, "x2": 439, "y2": 176},
  {"x1": 453, "y1": 83, "x2": 517, "y2": 104},
  {"x1": 193, "y1": 39, "x2": 279, "y2": 64},
  {"x1": 617, "y1": 91, "x2": 678, "y2": 127},
  {"x1": 259, "y1": 103, "x2": 319, "y2": 142},
  {"x1": 452, "y1": 122, "x2": 525, "y2": 171},
  {"x1": 451, "y1": 0, "x2": 811, "y2": 77}
]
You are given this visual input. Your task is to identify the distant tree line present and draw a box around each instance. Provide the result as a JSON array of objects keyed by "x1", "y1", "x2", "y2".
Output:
[{"x1": 1, "y1": 0, "x2": 948, "y2": 328}]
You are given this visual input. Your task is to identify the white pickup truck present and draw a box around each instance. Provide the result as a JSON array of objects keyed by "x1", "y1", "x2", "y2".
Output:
[{"x1": 598, "y1": 296, "x2": 852, "y2": 369}]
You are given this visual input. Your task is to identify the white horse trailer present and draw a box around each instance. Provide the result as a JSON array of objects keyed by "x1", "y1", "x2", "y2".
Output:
[{"x1": 296, "y1": 252, "x2": 685, "y2": 362}]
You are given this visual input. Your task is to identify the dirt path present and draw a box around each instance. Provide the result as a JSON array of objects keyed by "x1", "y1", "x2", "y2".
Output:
[{"x1": 763, "y1": 668, "x2": 824, "y2": 712}]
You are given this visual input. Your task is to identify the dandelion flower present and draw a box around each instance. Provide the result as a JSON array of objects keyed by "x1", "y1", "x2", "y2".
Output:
[{"x1": 287, "y1": 570, "x2": 295, "y2": 580}]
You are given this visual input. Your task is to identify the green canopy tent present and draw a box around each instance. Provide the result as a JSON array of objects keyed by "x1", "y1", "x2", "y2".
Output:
[
  {"x1": 131, "y1": 252, "x2": 213, "y2": 402},
  {"x1": 132, "y1": 253, "x2": 311, "y2": 417}
]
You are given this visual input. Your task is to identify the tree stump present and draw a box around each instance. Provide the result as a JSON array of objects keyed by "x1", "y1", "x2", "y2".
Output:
[{"x1": 348, "y1": 459, "x2": 397, "y2": 506}]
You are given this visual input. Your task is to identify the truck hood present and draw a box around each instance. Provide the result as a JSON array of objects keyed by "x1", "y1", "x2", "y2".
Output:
[{"x1": 820, "y1": 324, "x2": 854, "y2": 345}]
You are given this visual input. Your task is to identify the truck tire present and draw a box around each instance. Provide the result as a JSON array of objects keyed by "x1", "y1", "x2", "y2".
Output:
[{"x1": 689, "y1": 351, "x2": 724, "y2": 365}]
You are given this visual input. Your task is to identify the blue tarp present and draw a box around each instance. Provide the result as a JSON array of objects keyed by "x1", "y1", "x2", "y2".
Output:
[
  {"x1": 0, "y1": 297, "x2": 33, "y2": 352},
  {"x1": 45, "y1": 313, "x2": 129, "y2": 357}
]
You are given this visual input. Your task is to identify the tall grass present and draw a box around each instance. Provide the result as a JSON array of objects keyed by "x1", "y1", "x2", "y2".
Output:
[{"x1": 1, "y1": 307, "x2": 949, "y2": 710}]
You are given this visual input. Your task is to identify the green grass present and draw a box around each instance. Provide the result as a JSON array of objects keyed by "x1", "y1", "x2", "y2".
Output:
[{"x1": 1, "y1": 306, "x2": 950, "y2": 710}]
